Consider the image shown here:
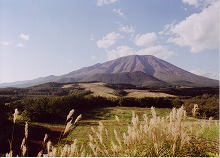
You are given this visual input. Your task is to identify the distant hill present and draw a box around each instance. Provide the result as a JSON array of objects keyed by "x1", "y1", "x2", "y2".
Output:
[
  {"x1": 81, "y1": 71, "x2": 168, "y2": 87},
  {"x1": 0, "y1": 55, "x2": 219, "y2": 88}
]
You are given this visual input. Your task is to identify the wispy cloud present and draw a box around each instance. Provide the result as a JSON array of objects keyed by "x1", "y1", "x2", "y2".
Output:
[
  {"x1": 97, "y1": 32, "x2": 123, "y2": 48},
  {"x1": 159, "y1": 21, "x2": 176, "y2": 35},
  {"x1": 182, "y1": 0, "x2": 216, "y2": 8},
  {"x1": 190, "y1": 68, "x2": 219, "y2": 80},
  {"x1": 113, "y1": 9, "x2": 126, "y2": 19},
  {"x1": 0, "y1": 41, "x2": 12, "y2": 46},
  {"x1": 134, "y1": 32, "x2": 158, "y2": 47},
  {"x1": 96, "y1": 0, "x2": 118, "y2": 6},
  {"x1": 16, "y1": 43, "x2": 25, "y2": 48},
  {"x1": 20, "y1": 34, "x2": 30, "y2": 41},
  {"x1": 167, "y1": 0, "x2": 218, "y2": 53},
  {"x1": 119, "y1": 25, "x2": 135, "y2": 34}
]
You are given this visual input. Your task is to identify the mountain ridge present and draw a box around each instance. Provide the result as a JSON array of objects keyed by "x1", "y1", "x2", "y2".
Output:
[{"x1": 0, "y1": 55, "x2": 219, "y2": 88}]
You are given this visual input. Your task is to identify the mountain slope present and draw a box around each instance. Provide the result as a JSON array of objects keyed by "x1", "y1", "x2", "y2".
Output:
[
  {"x1": 60, "y1": 55, "x2": 218, "y2": 87},
  {"x1": 0, "y1": 55, "x2": 218, "y2": 88},
  {"x1": 81, "y1": 71, "x2": 168, "y2": 87}
]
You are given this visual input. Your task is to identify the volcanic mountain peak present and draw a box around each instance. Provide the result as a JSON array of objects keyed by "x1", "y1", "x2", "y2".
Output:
[
  {"x1": 0, "y1": 55, "x2": 218, "y2": 88},
  {"x1": 60, "y1": 54, "x2": 219, "y2": 87}
]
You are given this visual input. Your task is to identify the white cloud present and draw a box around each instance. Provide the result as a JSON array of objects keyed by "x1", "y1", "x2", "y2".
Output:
[
  {"x1": 182, "y1": 0, "x2": 216, "y2": 8},
  {"x1": 0, "y1": 41, "x2": 12, "y2": 46},
  {"x1": 136, "y1": 45, "x2": 175, "y2": 60},
  {"x1": 119, "y1": 25, "x2": 135, "y2": 34},
  {"x1": 190, "y1": 68, "x2": 219, "y2": 80},
  {"x1": 159, "y1": 21, "x2": 176, "y2": 35},
  {"x1": 106, "y1": 45, "x2": 174, "y2": 60},
  {"x1": 20, "y1": 34, "x2": 30, "y2": 41},
  {"x1": 97, "y1": 32, "x2": 122, "y2": 48},
  {"x1": 113, "y1": 9, "x2": 126, "y2": 19},
  {"x1": 16, "y1": 43, "x2": 25, "y2": 48},
  {"x1": 168, "y1": 1, "x2": 219, "y2": 53},
  {"x1": 107, "y1": 45, "x2": 135, "y2": 60},
  {"x1": 96, "y1": 0, "x2": 118, "y2": 6},
  {"x1": 134, "y1": 32, "x2": 158, "y2": 47}
]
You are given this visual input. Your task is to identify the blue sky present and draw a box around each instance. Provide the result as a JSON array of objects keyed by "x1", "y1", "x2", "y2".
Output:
[{"x1": 0, "y1": 0, "x2": 219, "y2": 83}]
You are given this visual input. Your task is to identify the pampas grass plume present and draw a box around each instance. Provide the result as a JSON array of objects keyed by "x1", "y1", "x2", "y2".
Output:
[
  {"x1": 74, "y1": 114, "x2": 82, "y2": 125},
  {"x1": 25, "y1": 122, "x2": 28, "y2": 139},
  {"x1": 64, "y1": 119, "x2": 73, "y2": 135},
  {"x1": 44, "y1": 134, "x2": 48, "y2": 143},
  {"x1": 66, "y1": 109, "x2": 74, "y2": 121},
  {"x1": 13, "y1": 109, "x2": 19, "y2": 123}
]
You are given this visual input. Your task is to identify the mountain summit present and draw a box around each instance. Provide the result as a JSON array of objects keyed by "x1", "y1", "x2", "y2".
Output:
[{"x1": 0, "y1": 55, "x2": 219, "y2": 88}]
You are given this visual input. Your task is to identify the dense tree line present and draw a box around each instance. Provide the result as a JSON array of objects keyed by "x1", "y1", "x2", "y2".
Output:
[{"x1": 1, "y1": 92, "x2": 219, "y2": 123}]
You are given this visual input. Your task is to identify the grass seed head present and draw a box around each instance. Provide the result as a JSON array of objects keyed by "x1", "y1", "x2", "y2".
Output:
[
  {"x1": 64, "y1": 119, "x2": 73, "y2": 135},
  {"x1": 25, "y1": 122, "x2": 28, "y2": 139},
  {"x1": 192, "y1": 104, "x2": 199, "y2": 117},
  {"x1": 21, "y1": 144, "x2": 27, "y2": 156},
  {"x1": 66, "y1": 109, "x2": 74, "y2": 121},
  {"x1": 44, "y1": 134, "x2": 48, "y2": 143},
  {"x1": 37, "y1": 150, "x2": 43, "y2": 157},
  {"x1": 5, "y1": 150, "x2": 13, "y2": 157},
  {"x1": 74, "y1": 114, "x2": 82, "y2": 125},
  {"x1": 115, "y1": 115, "x2": 120, "y2": 122},
  {"x1": 13, "y1": 109, "x2": 19, "y2": 123},
  {"x1": 47, "y1": 140, "x2": 52, "y2": 154}
]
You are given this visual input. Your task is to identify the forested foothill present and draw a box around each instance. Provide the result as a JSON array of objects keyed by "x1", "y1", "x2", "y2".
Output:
[{"x1": 0, "y1": 82, "x2": 219, "y2": 124}]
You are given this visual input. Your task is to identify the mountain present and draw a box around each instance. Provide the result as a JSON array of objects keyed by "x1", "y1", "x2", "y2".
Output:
[
  {"x1": 81, "y1": 71, "x2": 168, "y2": 87},
  {"x1": 0, "y1": 55, "x2": 219, "y2": 88}
]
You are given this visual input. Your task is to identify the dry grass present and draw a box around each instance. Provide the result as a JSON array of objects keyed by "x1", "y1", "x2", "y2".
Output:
[
  {"x1": 78, "y1": 82, "x2": 176, "y2": 98},
  {"x1": 79, "y1": 82, "x2": 116, "y2": 98},
  {"x1": 125, "y1": 89, "x2": 175, "y2": 98},
  {"x1": 5, "y1": 106, "x2": 219, "y2": 157}
]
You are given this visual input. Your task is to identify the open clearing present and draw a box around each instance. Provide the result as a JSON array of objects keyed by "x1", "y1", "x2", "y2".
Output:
[
  {"x1": 79, "y1": 82, "x2": 116, "y2": 97},
  {"x1": 77, "y1": 82, "x2": 176, "y2": 98},
  {"x1": 125, "y1": 89, "x2": 175, "y2": 98}
]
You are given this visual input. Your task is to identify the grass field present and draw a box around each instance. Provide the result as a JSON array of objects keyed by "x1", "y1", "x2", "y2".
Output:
[
  {"x1": 11, "y1": 106, "x2": 217, "y2": 157},
  {"x1": 62, "y1": 107, "x2": 173, "y2": 145},
  {"x1": 2, "y1": 105, "x2": 219, "y2": 157},
  {"x1": 77, "y1": 82, "x2": 176, "y2": 98}
]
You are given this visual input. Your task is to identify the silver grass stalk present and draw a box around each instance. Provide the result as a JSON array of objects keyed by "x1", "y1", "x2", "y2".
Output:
[
  {"x1": 192, "y1": 104, "x2": 199, "y2": 117},
  {"x1": 37, "y1": 150, "x2": 43, "y2": 157},
  {"x1": 21, "y1": 144, "x2": 27, "y2": 156},
  {"x1": 66, "y1": 109, "x2": 74, "y2": 121},
  {"x1": 25, "y1": 122, "x2": 28, "y2": 139},
  {"x1": 115, "y1": 115, "x2": 120, "y2": 122},
  {"x1": 44, "y1": 134, "x2": 48, "y2": 143},
  {"x1": 151, "y1": 106, "x2": 157, "y2": 118},
  {"x1": 74, "y1": 114, "x2": 82, "y2": 125},
  {"x1": 5, "y1": 151, "x2": 12, "y2": 157},
  {"x1": 13, "y1": 109, "x2": 19, "y2": 123},
  {"x1": 20, "y1": 138, "x2": 25, "y2": 149},
  {"x1": 64, "y1": 119, "x2": 73, "y2": 135},
  {"x1": 47, "y1": 140, "x2": 52, "y2": 154}
]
